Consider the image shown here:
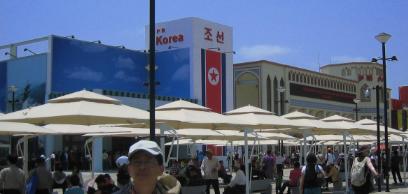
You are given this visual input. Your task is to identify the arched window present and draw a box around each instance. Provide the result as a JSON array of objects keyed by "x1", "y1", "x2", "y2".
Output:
[
  {"x1": 360, "y1": 84, "x2": 370, "y2": 102},
  {"x1": 235, "y1": 72, "x2": 260, "y2": 108},
  {"x1": 296, "y1": 73, "x2": 299, "y2": 82},
  {"x1": 267, "y1": 76, "x2": 272, "y2": 111},
  {"x1": 273, "y1": 77, "x2": 278, "y2": 114},
  {"x1": 280, "y1": 78, "x2": 286, "y2": 115}
]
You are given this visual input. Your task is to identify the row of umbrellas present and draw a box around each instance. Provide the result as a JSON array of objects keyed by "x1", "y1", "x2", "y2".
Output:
[
  {"x1": 1, "y1": 90, "x2": 405, "y2": 194},
  {"x1": 0, "y1": 89, "x2": 403, "y2": 136}
]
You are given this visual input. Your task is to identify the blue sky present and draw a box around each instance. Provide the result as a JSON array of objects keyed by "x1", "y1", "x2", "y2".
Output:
[{"x1": 0, "y1": 0, "x2": 407, "y2": 98}]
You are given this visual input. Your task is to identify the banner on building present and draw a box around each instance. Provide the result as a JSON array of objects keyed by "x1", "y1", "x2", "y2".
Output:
[{"x1": 201, "y1": 49, "x2": 226, "y2": 113}]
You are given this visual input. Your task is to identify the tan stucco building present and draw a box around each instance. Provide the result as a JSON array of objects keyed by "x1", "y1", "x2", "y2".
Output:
[{"x1": 234, "y1": 60, "x2": 391, "y2": 124}]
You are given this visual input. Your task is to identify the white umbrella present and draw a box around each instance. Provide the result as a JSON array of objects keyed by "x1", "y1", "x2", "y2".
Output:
[
  {"x1": 82, "y1": 128, "x2": 168, "y2": 137},
  {"x1": 224, "y1": 105, "x2": 298, "y2": 128},
  {"x1": 176, "y1": 129, "x2": 226, "y2": 139},
  {"x1": 0, "y1": 90, "x2": 149, "y2": 125},
  {"x1": 44, "y1": 124, "x2": 138, "y2": 135},
  {"x1": 0, "y1": 90, "x2": 150, "y2": 175},
  {"x1": 0, "y1": 122, "x2": 47, "y2": 135},
  {"x1": 155, "y1": 100, "x2": 251, "y2": 129},
  {"x1": 355, "y1": 119, "x2": 377, "y2": 125},
  {"x1": 321, "y1": 115, "x2": 354, "y2": 122}
]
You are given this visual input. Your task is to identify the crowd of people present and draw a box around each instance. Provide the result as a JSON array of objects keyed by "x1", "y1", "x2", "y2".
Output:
[{"x1": 0, "y1": 141, "x2": 406, "y2": 194}]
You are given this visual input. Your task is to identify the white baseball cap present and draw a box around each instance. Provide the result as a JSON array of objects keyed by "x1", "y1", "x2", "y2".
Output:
[
  {"x1": 115, "y1": 155, "x2": 129, "y2": 167},
  {"x1": 128, "y1": 140, "x2": 162, "y2": 159}
]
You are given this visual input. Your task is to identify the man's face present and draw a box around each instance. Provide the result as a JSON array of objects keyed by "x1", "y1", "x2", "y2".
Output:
[
  {"x1": 207, "y1": 152, "x2": 213, "y2": 159},
  {"x1": 128, "y1": 151, "x2": 164, "y2": 186}
]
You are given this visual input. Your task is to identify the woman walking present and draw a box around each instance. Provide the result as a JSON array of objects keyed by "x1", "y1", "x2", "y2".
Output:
[
  {"x1": 351, "y1": 146, "x2": 379, "y2": 194},
  {"x1": 300, "y1": 153, "x2": 325, "y2": 194}
]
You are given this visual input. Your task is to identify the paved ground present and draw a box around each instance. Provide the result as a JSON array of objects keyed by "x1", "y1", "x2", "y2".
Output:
[{"x1": 55, "y1": 169, "x2": 408, "y2": 194}]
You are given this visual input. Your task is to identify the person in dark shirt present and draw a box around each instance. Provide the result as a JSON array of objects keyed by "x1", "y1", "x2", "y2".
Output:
[
  {"x1": 94, "y1": 174, "x2": 119, "y2": 194},
  {"x1": 218, "y1": 161, "x2": 231, "y2": 184},
  {"x1": 391, "y1": 150, "x2": 403, "y2": 184},
  {"x1": 279, "y1": 162, "x2": 301, "y2": 194}
]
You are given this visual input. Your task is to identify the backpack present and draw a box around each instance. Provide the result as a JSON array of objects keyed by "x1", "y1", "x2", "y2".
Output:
[
  {"x1": 304, "y1": 165, "x2": 323, "y2": 188},
  {"x1": 25, "y1": 171, "x2": 38, "y2": 194},
  {"x1": 351, "y1": 157, "x2": 368, "y2": 187}
]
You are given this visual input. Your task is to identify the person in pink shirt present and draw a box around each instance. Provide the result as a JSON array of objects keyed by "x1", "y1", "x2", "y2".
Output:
[{"x1": 279, "y1": 161, "x2": 301, "y2": 194}]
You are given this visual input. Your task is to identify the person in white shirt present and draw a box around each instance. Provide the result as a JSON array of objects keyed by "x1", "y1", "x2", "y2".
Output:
[
  {"x1": 276, "y1": 153, "x2": 286, "y2": 177},
  {"x1": 223, "y1": 165, "x2": 245, "y2": 194},
  {"x1": 325, "y1": 148, "x2": 335, "y2": 166},
  {"x1": 201, "y1": 150, "x2": 220, "y2": 194}
]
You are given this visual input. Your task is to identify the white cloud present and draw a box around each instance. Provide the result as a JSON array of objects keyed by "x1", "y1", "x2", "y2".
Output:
[
  {"x1": 66, "y1": 66, "x2": 103, "y2": 82},
  {"x1": 114, "y1": 71, "x2": 140, "y2": 83},
  {"x1": 171, "y1": 64, "x2": 189, "y2": 81},
  {"x1": 332, "y1": 56, "x2": 368, "y2": 63},
  {"x1": 116, "y1": 56, "x2": 135, "y2": 70},
  {"x1": 239, "y1": 44, "x2": 291, "y2": 59}
]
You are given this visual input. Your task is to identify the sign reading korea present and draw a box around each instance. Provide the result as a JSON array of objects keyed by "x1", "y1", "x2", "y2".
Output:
[
  {"x1": 156, "y1": 27, "x2": 184, "y2": 46},
  {"x1": 290, "y1": 83, "x2": 356, "y2": 104}
]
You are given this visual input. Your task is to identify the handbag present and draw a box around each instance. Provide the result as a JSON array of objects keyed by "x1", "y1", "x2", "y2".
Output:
[{"x1": 315, "y1": 165, "x2": 325, "y2": 186}]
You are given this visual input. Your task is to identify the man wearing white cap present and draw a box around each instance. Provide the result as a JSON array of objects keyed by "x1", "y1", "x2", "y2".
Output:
[{"x1": 113, "y1": 140, "x2": 180, "y2": 194}]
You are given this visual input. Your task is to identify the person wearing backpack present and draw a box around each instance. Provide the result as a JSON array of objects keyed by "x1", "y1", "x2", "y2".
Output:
[
  {"x1": 300, "y1": 153, "x2": 325, "y2": 194},
  {"x1": 351, "y1": 146, "x2": 379, "y2": 194}
]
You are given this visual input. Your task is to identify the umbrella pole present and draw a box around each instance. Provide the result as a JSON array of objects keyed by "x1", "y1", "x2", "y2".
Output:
[
  {"x1": 244, "y1": 129, "x2": 250, "y2": 194},
  {"x1": 343, "y1": 133, "x2": 349, "y2": 193},
  {"x1": 84, "y1": 137, "x2": 94, "y2": 178},
  {"x1": 24, "y1": 136, "x2": 28, "y2": 175},
  {"x1": 176, "y1": 137, "x2": 179, "y2": 162},
  {"x1": 229, "y1": 141, "x2": 233, "y2": 172},
  {"x1": 403, "y1": 137, "x2": 407, "y2": 185},
  {"x1": 160, "y1": 126, "x2": 165, "y2": 164}
]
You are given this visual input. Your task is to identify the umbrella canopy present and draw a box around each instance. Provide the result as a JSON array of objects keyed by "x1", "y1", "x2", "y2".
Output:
[
  {"x1": 321, "y1": 115, "x2": 354, "y2": 122},
  {"x1": 0, "y1": 90, "x2": 149, "y2": 125},
  {"x1": 0, "y1": 122, "x2": 48, "y2": 135},
  {"x1": 83, "y1": 128, "x2": 168, "y2": 137},
  {"x1": 278, "y1": 111, "x2": 344, "y2": 135},
  {"x1": 282, "y1": 111, "x2": 317, "y2": 120},
  {"x1": 355, "y1": 119, "x2": 377, "y2": 125},
  {"x1": 155, "y1": 100, "x2": 251, "y2": 129},
  {"x1": 43, "y1": 124, "x2": 138, "y2": 135},
  {"x1": 224, "y1": 105, "x2": 300, "y2": 128},
  {"x1": 353, "y1": 119, "x2": 402, "y2": 135},
  {"x1": 164, "y1": 139, "x2": 194, "y2": 145},
  {"x1": 302, "y1": 135, "x2": 376, "y2": 142},
  {"x1": 176, "y1": 129, "x2": 226, "y2": 139}
]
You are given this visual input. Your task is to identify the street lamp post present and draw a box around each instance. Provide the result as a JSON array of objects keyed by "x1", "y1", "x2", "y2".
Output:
[
  {"x1": 148, "y1": 0, "x2": 156, "y2": 140},
  {"x1": 374, "y1": 85, "x2": 382, "y2": 191},
  {"x1": 277, "y1": 87, "x2": 287, "y2": 155},
  {"x1": 373, "y1": 32, "x2": 398, "y2": 192},
  {"x1": 353, "y1": 98, "x2": 361, "y2": 121}
]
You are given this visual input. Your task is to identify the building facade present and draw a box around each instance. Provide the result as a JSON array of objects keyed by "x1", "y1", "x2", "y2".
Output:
[
  {"x1": 391, "y1": 86, "x2": 408, "y2": 130},
  {"x1": 234, "y1": 60, "x2": 391, "y2": 123},
  {"x1": 0, "y1": 17, "x2": 234, "y2": 170}
]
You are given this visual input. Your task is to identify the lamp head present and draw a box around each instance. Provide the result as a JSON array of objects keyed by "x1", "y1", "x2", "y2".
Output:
[
  {"x1": 390, "y1": 56, "x2": 398, "y2": 61},
  {"x1": 371, "y1": 58, "x2": 378, "y2": 63},
  {"x1": 353, "y1": 98, "x2": 361, "y2": 104},
  {"x1": 23, "y1": 48, "x2": 28, "y2": 51},
  {"x1": 375, "y1": 32, "x2": 391, "y2": 43}
]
